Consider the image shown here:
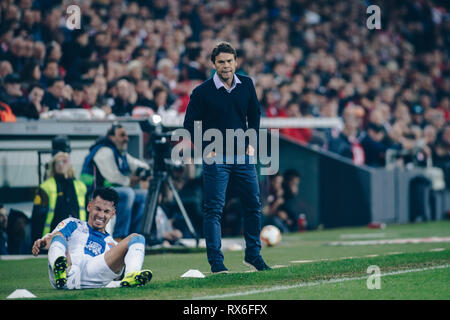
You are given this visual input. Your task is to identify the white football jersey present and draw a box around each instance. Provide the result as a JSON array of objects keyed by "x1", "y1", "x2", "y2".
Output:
[{"x1": 53, "y1": 217, "x2": 117, "y2": 267}]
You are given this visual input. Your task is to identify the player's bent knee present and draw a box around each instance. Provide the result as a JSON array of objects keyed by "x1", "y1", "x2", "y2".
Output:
[
  {"x1": 128, "y1": 233, "x2": 145, "y2": 247},
  {"x1": 118, "y1": 188, "x2": 135, "y2": 200},
  {"x1": 51, "y1": 234, "x2": 67, "y2": 249}
]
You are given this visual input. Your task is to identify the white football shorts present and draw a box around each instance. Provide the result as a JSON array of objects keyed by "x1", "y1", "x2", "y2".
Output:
[{"x1": 49, "y1": 253, "x2": 123, "y2": 289}]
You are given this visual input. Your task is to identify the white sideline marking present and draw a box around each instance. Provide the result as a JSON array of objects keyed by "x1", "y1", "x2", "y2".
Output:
[
  {"x1": 290, "y1": 260, "x2": 314, "y2": 264},
  {"x1": 0, "y1": 255, "x2": 47, "y2": 260},
  {"x1": 272, "y1": 265, "x2": 288, "y2": 269},
  {"x1": 328, "y1": 237, "x2": 450, "y2": 246},
  {"x1": 193, "y1": 264, "x2": 450, "y2": 300},
  {"x1": 340, "y1": 233, "x2": 386, "y2": 239}
]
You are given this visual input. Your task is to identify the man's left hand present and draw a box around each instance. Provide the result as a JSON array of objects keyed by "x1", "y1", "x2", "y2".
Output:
[
  {"x1": 129, "y1": 174, "x2": 141, "y2": 187},
  {"x1": 246, "y1": 145, "x2": 255, "y2": 156}
]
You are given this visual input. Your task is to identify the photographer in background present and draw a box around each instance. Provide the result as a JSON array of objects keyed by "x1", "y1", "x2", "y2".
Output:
[{"x1": 80, "y1": 123, "x2": 150, "y2": 241}]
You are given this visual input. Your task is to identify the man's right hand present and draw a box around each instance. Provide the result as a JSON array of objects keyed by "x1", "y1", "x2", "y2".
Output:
[
  {"x1": 205, "y1": 151, "x2": 216, "y2": 159},
  {"x1": 32, "y1": 237, "x2": 48, "y2": 256},
  {"x1": 129, "y1": 174, "x2": 141, "y2": 187}
]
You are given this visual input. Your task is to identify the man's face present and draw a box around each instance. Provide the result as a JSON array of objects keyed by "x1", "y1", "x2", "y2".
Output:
[
  {"x1": 48, "y1": 80, "x2": 64, "y2": 98},
  {"x1": 44, "y1": 62, "x2": 59, "y2": 78},
  {"x1": 213, "y1": 52, "x2": 236, "y2": 83},
  {"x1": 5, "y1": 82, "x2": 22, "y2": 97},
  {"x1": 110, "y1": 127, "x2": 129, "y2": 152},
  {"x1": 272, "y1": 175, "x2": 283, "y2": 190},
  {"x1": 424, "y1": 126, "x2": 436, "y2": 144},
  {"x1": 85, "y1": 86, "x2": 98, "y2": 104},
  {"x1": 0, "y1": 61, "x2": 12, "y2": 77},
  {"x1": 73, "y1": 90, "x2": 84, "y2": 105},
  {"x1": 343, "y1": 110, "x2": 359, "y2": 132},
  {"x1": 443, "y1": 127, "x2": 450, "y2": 145},
  {"x1": 117, "y1": 80, "x2": 129, "y2": 100},
  {"x1": 412, "y1": 113, "x2": 423, "y2": 124},
  {"x1": 288, "y1": 177, "x2": 300, "y2": 195},
  {"x1": 136, "y1": 79, "x2": 149, "y2": 94},
  {"x1": 94, "y1": 76, "x2": 107, "y2": 94},
  {"x1": 87, "y1": 196, "x2": 115, "y2": 232},
  {"x1": 29, "y1": 87, "x2": 44, "y2": 103},
  {"x1": 368, "y1": 128, "x2": 384, "y2": 142},
  {"x1": 155, "y1": 90, "x2": 167, "y2": 106},
  {"x1": 0, "y1": 207, "x2": 7, "y2": 230}
]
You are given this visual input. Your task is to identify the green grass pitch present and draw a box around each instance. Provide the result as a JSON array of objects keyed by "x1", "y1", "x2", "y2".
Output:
[{"x1": 1, "y1": 221, "x2": 449, "y2": 300}]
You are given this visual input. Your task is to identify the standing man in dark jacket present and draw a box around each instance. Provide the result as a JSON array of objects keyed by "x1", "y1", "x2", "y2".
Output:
[{"x1": 183, "y1": 42, "x2": 270, "y2": 273}]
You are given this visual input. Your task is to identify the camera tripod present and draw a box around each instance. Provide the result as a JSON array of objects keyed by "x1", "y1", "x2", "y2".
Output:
[{"x1": 140, "y1": 169, "x2": 200, "y2": 248}]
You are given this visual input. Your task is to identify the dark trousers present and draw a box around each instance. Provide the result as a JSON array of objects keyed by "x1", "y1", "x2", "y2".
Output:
[{"x1": 202, "y1": 156, "x2": 262, "y2": 266}]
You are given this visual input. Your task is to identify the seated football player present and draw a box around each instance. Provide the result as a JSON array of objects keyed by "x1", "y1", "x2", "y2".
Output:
[{"x1": 32, "y1": 187, "x2": 152, "y2": 289}]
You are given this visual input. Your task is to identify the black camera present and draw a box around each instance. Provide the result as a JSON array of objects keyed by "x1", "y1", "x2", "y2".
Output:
[
  {"x1": 135, "y1": 167, "x2": 151, "y2": 180},
  {"x1": 151, "y1": 130, "x2": 174, "y2": 173},
  {"x1": 139, "y1": 118, "x2": 184, "y2": 174},
  {"x1": 385, "y1": 145, "x2": 428, "y2": 168}
]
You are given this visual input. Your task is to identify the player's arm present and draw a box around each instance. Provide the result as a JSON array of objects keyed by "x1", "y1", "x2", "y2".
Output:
[
  {"x1": 93, "y1": 147, "x2": 130, "y2": 186},
  {"x1": 183, "y1": 88, "x2": 203, "y2": 141},
  {"x1": 32, "y1": 231, "x2": 64, "y2": 256},
  {"x1": 32, "y1": 218, "x2": 77, "y2": 256},
  {"x1": 246, "y1": 78, "x2": 261, "y2": 155}
]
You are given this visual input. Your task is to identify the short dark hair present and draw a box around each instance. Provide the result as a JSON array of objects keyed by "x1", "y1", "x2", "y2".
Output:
[
  {"x1": 51, "y1": 135, "x2": 71, "y2": 155},
  {"x1": 71, "y1": 82, "x2": 84, "y2": 92},
  {"x1": 106, "y1": 122, "x2": 124, "y2": 137},
  {"x1": 153, "y1": 86, "x2": 167, "y2": 98},
  {"x1": 47, "y1": 77, "x2": 64, "y2": 88},
  {"x1": 283, "y1": 168, "x2": 301, "y2": 182},
  {"x1": 92, "y1": 187, "x2": 119, "y2": 208},
  {"x1": 44, "y1": 59, "x2": 58, "y2": 69},
  {"x1": 4, "y1": 73, "x2": 21, "y2": 84},
  {"x1": 367, "y1": 122, "x2": 384, "y2": 133},
  {"x1": 28, "y1": 82, "x2": 44, "y2": 93},
  {"x1": 210, "y1": 41, "x2": 237, "y2": 63}
]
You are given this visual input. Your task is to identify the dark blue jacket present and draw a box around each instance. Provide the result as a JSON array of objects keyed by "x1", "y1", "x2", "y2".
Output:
[
  {"x1": 80, "y1": 137, "x2": 130, "y2": 193},
  {"x1": 183, "y1": 74, "x2": 261, "y2": 155}
]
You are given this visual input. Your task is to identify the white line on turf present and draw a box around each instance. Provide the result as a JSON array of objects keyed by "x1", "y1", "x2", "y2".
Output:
[
  {"x1": 340, "y1": 233, "x2": 386, "y2": 239},
  {"x1": 192, "y1": 264, "x2": 450, "y2": 300},
  {"x1": 290, "y1": 260, "x2": 314, "y2": 264},
  {"x1": 328, "y1": 237, "x2": 450, "y2": 246},
  {"x1": 429, "y1": 248, "x2": 445, "y2": 252},
  {"x1": 0, "y1": 255, "x2": 47, "y2": 260}
]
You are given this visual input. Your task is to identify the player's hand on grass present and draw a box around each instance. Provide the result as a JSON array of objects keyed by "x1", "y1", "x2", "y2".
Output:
[{"x1": 32, "y1": 237, "x2": 49, "y2": 256}]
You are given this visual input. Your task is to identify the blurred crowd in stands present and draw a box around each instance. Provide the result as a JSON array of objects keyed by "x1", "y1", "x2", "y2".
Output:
[
  {"x1": 1, "y1": 0, "x2": 450, "y2": 253},
  {"x1": 1, "y1": 0, "x2": 449, "y2": 168}
]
